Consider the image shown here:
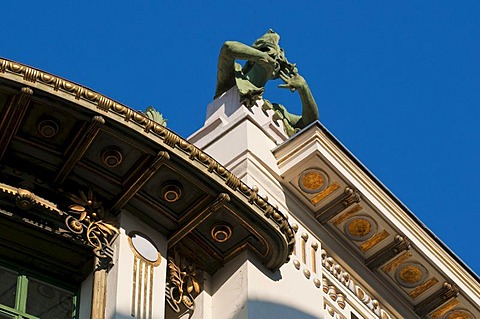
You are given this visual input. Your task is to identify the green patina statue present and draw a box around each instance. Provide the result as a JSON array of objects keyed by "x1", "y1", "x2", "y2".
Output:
[{"x1": 215, "y1": 29, "x2": 319, "y2": 136}]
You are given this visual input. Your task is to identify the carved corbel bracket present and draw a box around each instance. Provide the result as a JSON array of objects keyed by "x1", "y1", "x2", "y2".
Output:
[
  {"x1": 111, "y1": 151, "x2": 170, "y2": 214},
  {"x1": 0, "y1": 86, "x2": 33, "y2": 160},
  {"x1": 168, "y1": 193, "x2": 230, "y2": 247},
  {"x1": 365, "y1": 235, "x2": 411, "y2": 270},
  {"x1": 315, "y1": 187, "x2": 361, "y2": 224},
  {"x1": 54, "y1": 116, "x2": 105, "y2": 185},
  {"x1": 414, "y1": 282, "x2": 459, "y2": 317}
]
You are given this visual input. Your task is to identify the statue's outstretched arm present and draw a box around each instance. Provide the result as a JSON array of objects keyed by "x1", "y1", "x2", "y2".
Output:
[
  {"x1": 215, "y1": 41, "x2": 276, "y2": 98},
  {"x1": 278, "y1": 71, "x2": 319, "y2": 128}
]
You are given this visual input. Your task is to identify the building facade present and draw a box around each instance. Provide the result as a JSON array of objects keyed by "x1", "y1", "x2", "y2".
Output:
[{"x1": 0, "y1": 57, "x2": 479, "y2": 319}]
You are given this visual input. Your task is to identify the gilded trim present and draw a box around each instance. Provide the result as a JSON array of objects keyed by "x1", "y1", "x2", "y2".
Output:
[
  {"x1": 310, "y1": 182, "x2": 340, "y2": 205},
  {"x1": 381, "y1": 251, "x2": 413, "y2": 273},
  {"x1": 359, "y1": 230, "x2": 389, "y2": 252},
  {"x1": 430, "y1": 298, "x2": 460, "y2": 319},
  {"x1": 128, "y1": 232, "x2": 161, "y2": 319},
  {"x1": 0, "y1": 57, "x2": 295, "y2": 261},
  {"x1": 408, "y1": 276, "x2": 439, "y2": 299},
  {"x1": 332, "y1": 203, "x2": 363, "y2": 226}
]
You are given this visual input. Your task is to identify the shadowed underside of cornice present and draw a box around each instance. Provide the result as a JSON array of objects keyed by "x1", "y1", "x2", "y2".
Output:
[{"x1": 0, "y1": 57, "x2": 295, "y2": 274}]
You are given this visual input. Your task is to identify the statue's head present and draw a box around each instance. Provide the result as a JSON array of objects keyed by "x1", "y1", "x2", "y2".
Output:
[
  {"x1": 250, "y1": 29, "x2": 296, "y2": 80},
  {"x1": 252, "y1": 29, "x2": 281, "y2": 53}
]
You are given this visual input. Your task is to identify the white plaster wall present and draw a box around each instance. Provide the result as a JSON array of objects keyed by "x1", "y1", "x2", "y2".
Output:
[
  {"x1": 190, "y1": 89, "x2": 327, "y2": 319},
  {"x1": 246, "y1": 255, "x2": 324, "y2": 319},
  {"x1": 191, "y1": 272, "x2": 212, "y2": 319},
  {"x1": 78, "y1": 272, "x2": 93, "y2": 319},
  {"x1": 107, "y1": 211, "x2": 168, "y2": 319},
  {"x1": 210, "y1": 253, "x2": 249, "y2": 319},
  {"x1": 208, "y1": 251, "x2": 324, "y2": 319}
]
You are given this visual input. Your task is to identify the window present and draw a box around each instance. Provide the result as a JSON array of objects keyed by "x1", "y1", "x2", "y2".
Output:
[{"x1": 0, "y1": 265, "x2": 76, "y2": 319}]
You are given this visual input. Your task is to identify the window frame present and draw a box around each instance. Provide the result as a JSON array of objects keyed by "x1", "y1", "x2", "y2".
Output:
[{"x1": 0, "y1": 264, "x2": 78, "y2": 319}]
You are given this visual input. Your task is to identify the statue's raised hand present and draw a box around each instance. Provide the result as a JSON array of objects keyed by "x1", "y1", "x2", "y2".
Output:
[
  {"x1": 278, "y1": 70, "x2": 307, "y2": 92},
  {"x1": 257, "y1": 53, "x2": 278, "y2": 78}
]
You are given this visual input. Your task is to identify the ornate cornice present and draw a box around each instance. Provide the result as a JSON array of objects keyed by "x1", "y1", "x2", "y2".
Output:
[{"x1": 0, "y1": 57, "x2": 295, "y2": 262}]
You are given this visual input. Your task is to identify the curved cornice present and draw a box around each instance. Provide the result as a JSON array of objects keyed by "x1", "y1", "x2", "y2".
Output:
[{"x1": 0, "y1": 57, "x2": 295, "y2": 270}]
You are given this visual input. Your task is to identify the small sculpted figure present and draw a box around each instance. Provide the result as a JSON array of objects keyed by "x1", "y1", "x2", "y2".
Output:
[{"x1": 215, "y1": 29, "x2": 319, "y2": 136}]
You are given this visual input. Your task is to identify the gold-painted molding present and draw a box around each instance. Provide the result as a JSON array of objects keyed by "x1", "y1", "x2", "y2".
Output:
[
  {"x1": 274, "y1": 122, "x2": 480, "y2": 305},
  {"x1": 359, "y1": 230, "x2": 389, "y2": 252},
  {"x1": 0, "y1": 57, "x2": 295, "y2": 263},
  {"x1": 408, "y1": 276, "x2": 439, "y2": 299},
  {"x1": 381, "y1": 251, "x2": 413, "y2": 273},
  {"x1": 290, "y1": 124, "x2": 480, "y2": 301},
  {"x1": 332, "y1": 203, "x2": 363, "y2": 226},
  {"x1": 430, "y1": 298, "x2": 460, "y2": 319},
  {"x1": 310, "y1": 182, "x2": 340, "y2": 205},
  {"x1": 91, "y1": 263, "x2": 107, "y2": 319},
  {"x1": 127, "y1": 231, "x2": 162, "y2": 319},
  {"x1": 0, "y1": 182, "x2": 61, "y2": 214},
  {"x1": 127, "y1": 231, "x2": 162, "y2": 267},
  {"x1": 311, "y1": 242, "x2": 318, "y2": 273}
]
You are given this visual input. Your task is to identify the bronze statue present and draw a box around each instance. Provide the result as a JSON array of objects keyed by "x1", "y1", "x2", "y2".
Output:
[{"x1": 215, "y1": 30, "x2": 319, "y2": 136}]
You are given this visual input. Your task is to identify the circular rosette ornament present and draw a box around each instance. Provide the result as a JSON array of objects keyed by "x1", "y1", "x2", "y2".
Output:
[{"x1": 66, "y1": 203, "x2": 88, "y2": 234}]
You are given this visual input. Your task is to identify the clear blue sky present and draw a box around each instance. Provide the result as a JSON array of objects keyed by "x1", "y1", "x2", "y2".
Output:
[{"x1": 2, "y1": 1, "x2": 479, "y2": 275}]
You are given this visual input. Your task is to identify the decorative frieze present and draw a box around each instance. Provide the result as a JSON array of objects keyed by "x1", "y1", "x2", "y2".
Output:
[
  {"x1": 324, "y1": 299, "x2": 346, "y2": 319},
  {"x1": 323, "y1": 277, "x2": 346, "y2": 309},
  {"x1": 321, "y1": 249, "x2": 395, "y2": 319}
]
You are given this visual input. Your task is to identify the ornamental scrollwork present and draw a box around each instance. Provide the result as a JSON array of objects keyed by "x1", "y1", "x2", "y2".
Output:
[
  {"x1": 165, "y1": 251, "x2": 201, "y2": 318},
  {"x1": 66, "y1": 189, "x2": 119, "y2": 268}
]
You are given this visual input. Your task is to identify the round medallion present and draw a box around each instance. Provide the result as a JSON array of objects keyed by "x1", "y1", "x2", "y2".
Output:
[
  {"x1": 37, "y1": 119, "x2": 59, "y2": 138},
  {"x1": 161, "y1": 182, "x2": 182, "y2": 203},
  {"x1": 298, "y1": 169, "x2": 328, "y2": 194},
  {"x1": 344, "y1": 216, "x2": 377, "y2": 241},
  {"x1": 101, "y1": 147, "x2": 123, "y2": 168},
  {"x1": 211, "y1": 223, "x2": 233, "y2": 243},
  {"x1": 444, "y1": 309, "x2": 474, "y2": 319},
  {"x1": 395, "y1": 262, "x2": 427, "y2": 288},
  {"x1": 128, "y1": 232, "x2": 161, "y2": 266}
]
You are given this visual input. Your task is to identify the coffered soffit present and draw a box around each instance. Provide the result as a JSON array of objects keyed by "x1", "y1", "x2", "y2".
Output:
[
  {"x1": 273, "y1": 122, "x2": 480, "y2": 318},
  {"x1": 0, "y1": 57, "x2": 295, "y2": 275}
]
